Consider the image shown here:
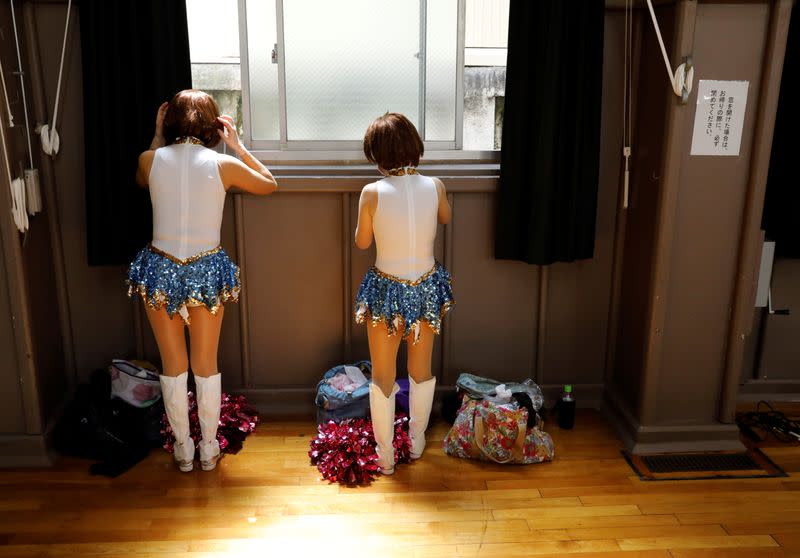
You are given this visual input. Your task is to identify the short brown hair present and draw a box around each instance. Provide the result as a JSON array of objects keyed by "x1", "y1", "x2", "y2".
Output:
[
  {"x1": 163, "y1": 89, "x2": 222, "y2": 148},
  {"x1": 363, "y1": 113, "x2": 424, "y2": 170}
]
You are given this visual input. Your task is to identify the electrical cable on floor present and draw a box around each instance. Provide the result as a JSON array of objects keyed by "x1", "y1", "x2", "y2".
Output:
[{"x1": 736, "y1": 400, "x2": 800, "y2": 443}]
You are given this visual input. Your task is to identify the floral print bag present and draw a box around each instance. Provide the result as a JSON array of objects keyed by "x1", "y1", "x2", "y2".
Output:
[{"x1": 443, "y1": 396, "x2": 555, "y2": 464}]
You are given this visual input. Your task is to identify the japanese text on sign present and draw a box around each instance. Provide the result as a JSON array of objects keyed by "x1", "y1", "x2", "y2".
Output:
[{"x1": 690, "y1": 80, "x2": 749, "y2": 156}]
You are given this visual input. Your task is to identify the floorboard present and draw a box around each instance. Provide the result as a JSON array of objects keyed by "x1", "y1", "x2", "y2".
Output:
[{"x1": 0, "y1": 409, "x2": 798, "y2": 557}]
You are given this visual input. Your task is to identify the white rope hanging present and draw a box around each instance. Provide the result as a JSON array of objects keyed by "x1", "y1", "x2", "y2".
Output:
[
  {"x1": 645, "y1": 0, "x2": 694, "y2": 103},
  {"x1": 621, "y1": 0, "x2": 633, "y2": 209},
  {"x1": 0, "y1": 107, "x2": 28, "y2": 233},
  {"x1": 4, "y1": 2, "x2": 29, "y2": 231},
  {"x1": 38, "y1": 0, "x2": 72, "y2": 157},
  {"x1": 9, "y1": 0, "x2": 43, "y2": 216},
  {"x1": 0, "y1": 56, "x2": 13, "y2": 127}
]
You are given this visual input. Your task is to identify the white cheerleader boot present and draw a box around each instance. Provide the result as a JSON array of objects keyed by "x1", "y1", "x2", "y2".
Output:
[
  {"x1": 159, "y1": 372, "x2": 195, "y2": 472},
  {"x1": 369, "y1": 382, "x2": 399, "y2": 475},
  {"x1": 195, "y1": 373, "x2": 222, "y2": 471},
  {"x1": 409, "y1": 376, "x2": 436, "y2": 459}
]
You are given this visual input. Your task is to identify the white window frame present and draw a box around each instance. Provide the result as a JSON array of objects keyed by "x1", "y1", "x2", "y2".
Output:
[{"x1": 237, "y1": 0, "x2": 499, "y2": 162}]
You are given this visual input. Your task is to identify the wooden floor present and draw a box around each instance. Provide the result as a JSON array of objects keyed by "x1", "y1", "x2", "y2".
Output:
[{"x1": 1, "y1": 409, "x2": 799, "y2": 557}]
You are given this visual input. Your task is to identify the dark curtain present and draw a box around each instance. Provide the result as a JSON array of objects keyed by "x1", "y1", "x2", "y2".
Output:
[
  {"x1": 495, "y1": 0, "x2": 605, "y2": 265},
  {"x1": 762, "y1": 4, "x2": 799, "y2": 258},
  {"x1": 81, "y1": 0, "x2": 192, "y2": 265}
]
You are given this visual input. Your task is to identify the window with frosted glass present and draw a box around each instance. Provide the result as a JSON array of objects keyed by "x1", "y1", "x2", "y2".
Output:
[
  {"x1": 283, "y1": 0, "x2": 421, "y2": 141},
  {"x1": 425, "y1": 1, "x2": 459, "y2": 142},
  {"x1": 242, "y1": 0, "x2": 460, "y2": 144},
  {"x1": 188, "y1": 0, "x2": 508, "y2": 151},
  {"x1": 245, "y1": 0, "x2": 280, "y2": 140}
]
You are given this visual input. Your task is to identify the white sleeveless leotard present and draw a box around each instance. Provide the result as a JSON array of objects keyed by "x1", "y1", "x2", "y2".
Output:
[
  {"x1": 372, "y1": 173, "x2": 439, "y2": 281},
  {"x1": 148, "y1": 144, "x2": 226, "y2": 260}
]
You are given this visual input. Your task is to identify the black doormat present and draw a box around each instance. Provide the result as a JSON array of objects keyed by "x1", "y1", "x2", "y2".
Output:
[{"x1": 622, "y1": 448, "x2": 788, "y2": 481}]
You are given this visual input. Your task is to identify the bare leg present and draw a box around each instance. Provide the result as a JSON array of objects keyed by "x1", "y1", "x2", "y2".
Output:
[
  {"x1": 145, "y1": 304, "x2": 193, "y2": 471},
  {"x1": 367, "y1": 321, "x2": 402, "y2": 396},
  {"x1": 144, "y1": 304, "x2": 188, "y2": 376},
  {"x1": 187, "y1": 305, "x2": 224, "y2": 377},
  {"x1": 406, "y1": 322, "x2": 437, "y2": 460},
  {"x1": 187, "y1": 305, "x2": 225, "y2": 471},
  {"x1": 406, "y1": 322, "x2": 435, "y2": 384},
  {"x1": 367, "y1": 321, "x2": 403, "y2": 474}
]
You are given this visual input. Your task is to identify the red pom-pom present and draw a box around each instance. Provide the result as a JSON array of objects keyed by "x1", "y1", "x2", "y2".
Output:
[
  {"x1": 309, "y1": 414, "x2": 412, "y2": 485},
  {"x1": 161, "y1": 392, "x2": 259, "y2": 455}
]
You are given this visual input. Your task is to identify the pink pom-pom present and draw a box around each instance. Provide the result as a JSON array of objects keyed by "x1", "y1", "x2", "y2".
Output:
[
  {"x1": 308, "y1": 414, "x2": 412, "y2": 485},
  {"x1": 161, "y1": 391, "x2": 259, "y2": 455}
]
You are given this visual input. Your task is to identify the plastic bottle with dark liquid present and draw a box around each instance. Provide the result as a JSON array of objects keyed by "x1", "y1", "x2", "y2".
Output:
[{"x1": 557, "y1": 384, "x2": 575, "y2": 430}]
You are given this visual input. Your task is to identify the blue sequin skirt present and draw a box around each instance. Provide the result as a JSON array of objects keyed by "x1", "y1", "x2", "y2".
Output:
[
  {"x1": 354, "y1": 263, "x2": 454, "y2": 343},
  {"x1": 126, "y1": 244, "x2": 241, "y2": 324}
]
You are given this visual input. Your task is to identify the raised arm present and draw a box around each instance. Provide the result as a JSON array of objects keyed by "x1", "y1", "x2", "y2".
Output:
[
  {"x1": 135, "y1": 102, "x2": 168, "y2": 188},
  {"x1": 135, "y1": 150, "x2": 156, "y2": 187},
  {"x1": 433, "y1": 177, "x2": 452, "y2": 225},
  {"x1": 216, "y1": 116, "x2": 277, "y2": 195},
  {"x1": 355, "y1": 183, "x2": 377, "y2": 249}
]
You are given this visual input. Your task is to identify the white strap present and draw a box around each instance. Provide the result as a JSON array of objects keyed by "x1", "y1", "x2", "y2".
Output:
[
  {"x1": 10, "y1": 178, "x2": 28, "y2": 233},
  {"x1": 25, "y1": 168, "x2": 42, "y2": 215},
  {"x1": 9, "y1": 0, "x2": 35, "y2": 163},
  {"x1": 645, "y1": 0, "x2": 694, "y2": 102},
  {"x1": 622, "y1": 0, "x2": 633, "y2": 209},
  {"x1": 0, "y1": 100, "x2": 27, "y2": 232},
  {"x1": 0, "y1": 57, "x2": 13, "y2": 127},
  {"x1": 39, "y1": 0, "x2": 72, "y2": 157}
]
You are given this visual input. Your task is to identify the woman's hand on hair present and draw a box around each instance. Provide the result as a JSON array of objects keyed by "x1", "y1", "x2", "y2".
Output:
[
  {"x1": 217, "y1": 114, "x2": 277, "y2": 195},
  {"x1": 217, "y1": 115, "x2": 244, "y2": 154},
  {"x1": 149, "y1": 102, "x2": 168, "y2": 150}
]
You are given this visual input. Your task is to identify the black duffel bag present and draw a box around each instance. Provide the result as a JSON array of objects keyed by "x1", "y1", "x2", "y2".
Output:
[{"x1": 52, "y1": 369, "x2": 164, "y2": 477}]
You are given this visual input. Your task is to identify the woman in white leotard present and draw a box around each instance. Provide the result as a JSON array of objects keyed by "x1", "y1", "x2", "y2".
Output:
[
  {"x1": 128, "y1": 90, "x2": 277, "y2": 472},
  {"x1": 354, "y1": 113, "x2": 454, "y2": 475}
]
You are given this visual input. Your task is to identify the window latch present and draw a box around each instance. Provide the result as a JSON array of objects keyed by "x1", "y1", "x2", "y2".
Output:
[{"x1": 271, "y1": 43, "x2": 278, "y2": 64}]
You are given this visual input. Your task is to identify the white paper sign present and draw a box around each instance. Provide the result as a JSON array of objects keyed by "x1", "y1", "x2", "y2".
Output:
[{"x1": 690, "y1": 80, "x2": 749, "y2": 156}]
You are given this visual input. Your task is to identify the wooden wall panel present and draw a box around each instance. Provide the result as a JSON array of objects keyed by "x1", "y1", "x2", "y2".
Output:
[
  {"x1": 655, "y1": 2, "x2": 769, "y2": 424},
  {"x1": 0, "y1": 228, "x2": 25, "y2": 434},
  {"x1": 217, "y1": 202, "x2": 243, "y2": 386},
  {"x1": 611, "y1": 4, "x2": 674, "y2": 416},
  {"x1": 544, "y1": 261, "x2": 612, "y2": 387},
  {"x1": 243, "y1": 193, "x2": 344, "y2": 388},
  {"x1": 446, "y1": 193, "x2": 539, "y2": 385}
]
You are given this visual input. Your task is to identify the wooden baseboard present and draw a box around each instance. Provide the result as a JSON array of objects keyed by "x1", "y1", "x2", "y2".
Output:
[
  {"x1": 738, "y1": 379, "x2": 800, "y2": 402},
  {"x1": 239, "y1": 382, "x2": 604, "y2": 420},
  {"x1": 603, "y1": 385, "x2": 745, "y2": 454},
  {"x1": 0, "y1": 434, "x2": 54, "y2": 467}
]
